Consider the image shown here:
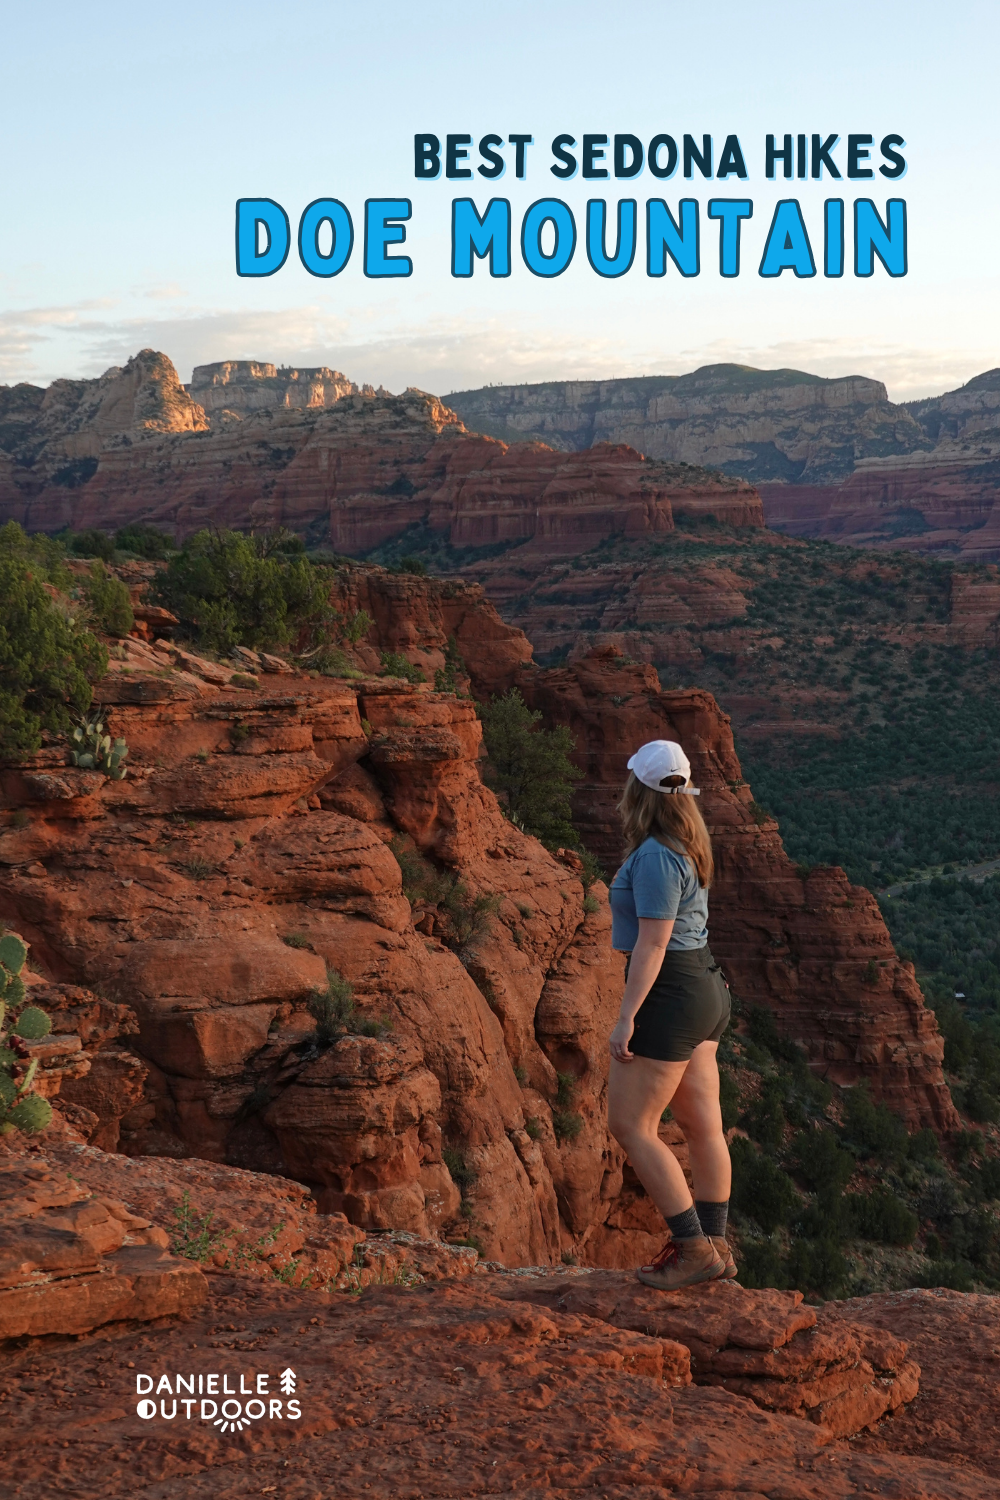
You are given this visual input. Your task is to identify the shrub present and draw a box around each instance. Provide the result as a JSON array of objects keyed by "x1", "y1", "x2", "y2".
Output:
[
  {"x1": 555, "y1": 1072, "x2": 577, "y2": 1108},
  {"x1": 841, "y1": 1084, "x2": 909, "y2": 1161},
  {"x1": 154, "y1": 528, "x2": 332, "y2": 653},
  {"x1": 785, "y1": 1236, "x2": 849, "y2": 1298},
  {"x1": 909, "y1": 1127, "x2": 940, "y2": 1163},
  {"x1": 308, "y1": 969, "x2": 356, "y2": 1046},
  {"x1": 0, "y1": 521, "x2": 71, "y2": 588},
  {"x1": 552, "y1": 1109, "x2": 583, "y2": 1143},
  {"x1": 845, "y1": 1188, "x2": 919, "y2": 1245},
  {"x1": 719, "y1": 1068, "x2": 740, "y2": 1130},
  {"x1": 395, "y1": 555, "x2": 427, "y2": 576},
  {"x1": 0, "y1": 552, "x2": 107, "y2": 760},
  {"x1": 344, "y1": 609, "x2": 373, "y2": 645},
  {"x1": 730, "y1": 1136, "x2": 799, "y2": 1232},
  {"x1": 582, "y1": 893, "x2": 600, "y2": 914},
  {"x1": 283, "y1": 932, "x2": 311, "y2": 949},
  {"x1": 578, "y1": 849, "x2": 606, "y2": 891},
  {"x1": 737, "y1": 1236, "x2": 788, "y2": 1289},
  {"x1": 524, "y1": 1116, "x2": 542, "y2": 1140},
  {"x1": 478, "y1": 688, "x2": 581, "y2": 849},
  {"x1": 389, "y1": 835, "x2": 449, "y2": 903},
  {"x1": 379, "y1": 650, "x2": 426, "y2": 684},
  {"x1": 311, "y1": 644, "x2": 353, "y2": 677},
  {"x1": 0, "y1": 935, "x2": 54, "y2": 1135},
  {"x1": 438, "y1": 881, "x2": 502, "y2": 959},
  {"x1": 971, "y1": 1159, "x2": 1000, "y2": 1200},
  {"x1": 791, "y1": 1128, "x2": 856, "y2": 1195},
  {"x1": 443, "y1": 1147, "x2": 477, "y2": 1193},
  {"x1": 965, "y1": 1077, "x2": 1000, "y2": 1124},
  {"x1": 912, "y1": 1258, "x2": 976, "y2": 1292},
  {"x1": 69, "y1": 528, "x2": 115, "y2": 561},
  {"x1": 434, "y1": 635, "x2": 467, "y2": 694},
  {"x1": 114, "y1": 522, "x2": 173, "y2": 559},
  {"x1": 743, "y1": 1075, "x2": 787, "y2": 1153},
  {"x1": 84, "y1": 561, "x2": 134, "y2": 637}
]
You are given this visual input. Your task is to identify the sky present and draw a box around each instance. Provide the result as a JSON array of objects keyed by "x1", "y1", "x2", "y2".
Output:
[{"x1": 1, "y1": 1, "x2": 997, "y2": 402}]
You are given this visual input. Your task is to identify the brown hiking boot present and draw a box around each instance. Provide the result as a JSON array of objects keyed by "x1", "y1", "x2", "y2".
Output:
[
  {"x1": 636, "y1": 1235, "x2": 725, "y2": 1291},
  {"x1": 711, "y1": 1236, "x2": 737, "y2": 1280}
]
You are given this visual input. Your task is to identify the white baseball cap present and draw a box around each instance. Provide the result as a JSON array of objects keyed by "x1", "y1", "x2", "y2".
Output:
[{"x1": 627, "y1": 740, "x2": 700, "y2": 794}]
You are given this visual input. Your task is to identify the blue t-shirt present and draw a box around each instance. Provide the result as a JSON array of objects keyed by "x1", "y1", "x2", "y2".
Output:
[{"x1": 609, "y1": 836, "x2": 708, "y2": 952}]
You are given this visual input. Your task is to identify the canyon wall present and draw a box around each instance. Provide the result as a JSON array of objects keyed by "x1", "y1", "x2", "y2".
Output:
[
  {"x1": 448, "y1": 365, "x2": 925, "y2": 483},
  {"x1": 448, "y1": 364, "x2": 1000, "y2": 560},
  {"x1": 0, "y1": 350, "x2": 762, "y2": 550}
]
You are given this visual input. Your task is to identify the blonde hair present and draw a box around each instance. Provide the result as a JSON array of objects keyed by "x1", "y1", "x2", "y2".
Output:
[{"x1": 618, "y1": 770, "x2": 714, "y2": 887}]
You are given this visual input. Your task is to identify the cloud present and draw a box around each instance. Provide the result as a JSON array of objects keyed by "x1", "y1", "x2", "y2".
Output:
[{"x1": 0, "y1": 298, "x2": 993, "y2": 405}]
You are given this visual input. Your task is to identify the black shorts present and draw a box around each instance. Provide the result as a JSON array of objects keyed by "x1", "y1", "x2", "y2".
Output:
[{"x1": 624, "y1": 945, "x2": 731, "y2": 1062}]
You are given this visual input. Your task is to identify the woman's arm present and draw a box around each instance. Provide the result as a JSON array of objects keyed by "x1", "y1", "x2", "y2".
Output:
[{"x1": 609, "y1": 916, "x2": 674, "y2": 1063}]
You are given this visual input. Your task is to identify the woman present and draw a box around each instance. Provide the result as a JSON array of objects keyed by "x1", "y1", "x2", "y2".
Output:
[{"x1": 607, "y1": 739, "x2": 735, "y2": 1290}]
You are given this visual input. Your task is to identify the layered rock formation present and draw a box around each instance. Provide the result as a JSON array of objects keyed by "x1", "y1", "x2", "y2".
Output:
[
  {"x1": 0, "y1": 349, "x2": 762, "y2": 548},
  {"x1": 0, "y1": 1157, "x2": 206, "y2": 1340},
  {"x1": 0, "y1": 635, "x2": 628, "y2": 1267},
  {"x1": 448, "y1": 364, "x2": 928, "y2": 483},
  {"x1": 448, "y1": 363, "x2": 1000, "y2": 560},
  {"x1": 188, "y1": 361, "x2": 358, "y2": 416}
]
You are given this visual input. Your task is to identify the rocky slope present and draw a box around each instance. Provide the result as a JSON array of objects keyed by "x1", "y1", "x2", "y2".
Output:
[
  {"x1": 0, "y1": 349, "x2": 762, "y2": 546},
  {"x1": 448, "y1": 363, "x2": 1000, "y2": 560}
]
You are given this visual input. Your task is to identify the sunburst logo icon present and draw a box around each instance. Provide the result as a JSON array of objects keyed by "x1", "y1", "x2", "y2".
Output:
[{"x1": 214, "y1": 1400, "x2": 258, "y2": 1434}]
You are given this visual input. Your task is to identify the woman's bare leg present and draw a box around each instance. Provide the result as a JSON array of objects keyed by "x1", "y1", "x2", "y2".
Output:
[
  {"x1": 669, "y1": 1040, "x2": 731, "y2": 1203},
  {"x1": 607, "y1": 1054, "x2": 693, "y2": 1219}
]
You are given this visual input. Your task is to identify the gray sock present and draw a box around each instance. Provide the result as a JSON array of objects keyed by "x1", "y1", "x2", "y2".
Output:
[
  {"x1": 665, "y1": 1205, "x2": 703, "y2": 1241},
  {"x1": 695, "y1": 1200, "x2": 729, "y2": 1238}
]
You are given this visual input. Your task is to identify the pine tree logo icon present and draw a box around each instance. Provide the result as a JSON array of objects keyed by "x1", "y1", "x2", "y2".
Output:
[{"x1": 280, "y1": 1369, "x2": 297, "y2": 1395}]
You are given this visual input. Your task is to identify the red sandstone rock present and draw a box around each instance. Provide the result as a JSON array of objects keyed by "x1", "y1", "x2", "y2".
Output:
[
  {"x1": 490, "y1": 1269, "x2": 919, "y2": 1439},
  {"x1": 0, "y1": 1257, "x2": 993, "y2": 1498},
  {"x1": 0, "y1": 671, "x2": 619, "y2": 1266},
  {"x1": 0, "y1": 1160, "x2": 206, "y2": 1339},
  {"x1": 820, "y1": 1287, "x2": 1000, "y2": 1477}
]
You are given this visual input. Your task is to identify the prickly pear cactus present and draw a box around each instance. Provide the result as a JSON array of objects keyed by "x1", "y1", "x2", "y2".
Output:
[
  {"x1": 70, "y1": 713, "x2": 129, "y2": 780},
  {"x1": 0, "y1": 934, "x2": 53, "y2": 1135}
]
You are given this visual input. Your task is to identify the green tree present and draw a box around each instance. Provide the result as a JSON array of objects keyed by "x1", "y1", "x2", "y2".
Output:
[
  {"x1": 0, "y1": 520, "x2": 71, "y2": 589},
  {"x1": 114, "y1": 522, "x2": 173, "y2": 559},
  {"x1": 69, "y1": 528, "x2": 115, "y2": 561},
  {"x1": 85, "y1": 562, "x2": 134, "y2": 637},
  {"x1": 0, "y1": 557, "x2": 107, "y2": 760},
  {"x1": 154, "y1": 528, "x2": 331, "y2": 653},
  {"x1": 478, "y1": 688, "x2": 581, "y2": 848}
]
